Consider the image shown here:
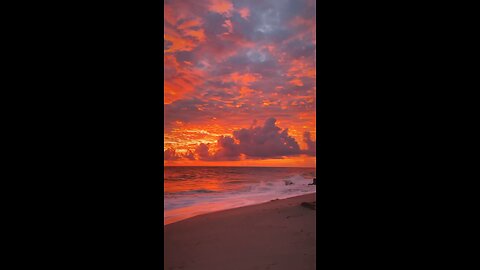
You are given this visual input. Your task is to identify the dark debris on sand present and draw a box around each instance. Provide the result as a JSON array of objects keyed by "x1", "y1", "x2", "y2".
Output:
[{"x1": 301, "y1": 201, "x2": 316, "y2": 210}]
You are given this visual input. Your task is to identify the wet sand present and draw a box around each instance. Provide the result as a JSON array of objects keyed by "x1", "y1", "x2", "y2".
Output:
[{"x1": 164, "y1": 193, "x2": 316, "y2": 270}]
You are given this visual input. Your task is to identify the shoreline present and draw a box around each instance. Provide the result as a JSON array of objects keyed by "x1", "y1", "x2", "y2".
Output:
[
  {"x1": 164, "y1": 191, "x2": 316, "y2": 226},
  {"x1": 164, "y1": 193, "x2": 316, "y2": 270}
]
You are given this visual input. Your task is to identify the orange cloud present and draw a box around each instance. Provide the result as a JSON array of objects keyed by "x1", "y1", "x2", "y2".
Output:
[
  {"x1": 208, "y1": 0, "x2": 233, "y2": 16},
  {"x1": 239, "y1": 86, "x2": 255, "y2": 98},
  {"x1": 164, "y1": 3, "x2": 206, "y2": 52},
  {"x1": 164, "y1": 55, "x2": 206, "y2": 103},
  {"x1": 289, "y1": 78, "x2": 304, "y2": 86},
  {"x1": 176, "y1": 18, "x2": 207, "y2": 43},
  {"x1": 228, "y1": 72, "x2": 262, "y2": 85},
  {"x1": 164, "y1": 30, "x2": 197, "y2": 53},
  {"x1": 177, "y1": 18, "x2": 203, "y2": 30},
  {"x1": 164, "y1": 156, "x2": 316, "y2": 167},
  {"x1": 288, "y1": 59, "x2": 316, "y2": 79}
]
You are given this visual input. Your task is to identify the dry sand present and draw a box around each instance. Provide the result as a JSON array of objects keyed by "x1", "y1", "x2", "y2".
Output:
[{"x1": 164, "y1": 193, "x2": 316, "y2": 270}]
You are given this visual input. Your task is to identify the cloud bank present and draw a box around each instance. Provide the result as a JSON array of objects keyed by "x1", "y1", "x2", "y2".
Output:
[
  {"x1": 164, "y1": 0, "x2": 316, "y2": 165},
  {"x1": 166, "y1": 118, "x2": 316, "y2": 161}
]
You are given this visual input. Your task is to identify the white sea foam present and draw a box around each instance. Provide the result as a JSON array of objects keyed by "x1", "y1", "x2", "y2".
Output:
[{"x1": 164, "y1": 174, "x2": 316, "y2": 225}]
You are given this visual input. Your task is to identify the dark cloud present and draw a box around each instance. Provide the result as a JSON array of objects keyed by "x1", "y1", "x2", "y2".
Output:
[
  {"x1": 165, "y1": 148, "x2": 197, "y2": 160},
  {"x1": 230, "y1": 118, "x2": 301, "y2": 158},
  {"x1": 164, "y1": 98, "x2": 207, "y2": 127},
  {"x1": 302, "y1": 131, "x2": 316, "y2": 156},
  {"x1": 213, "y1": 53, "x2": 280, "y2": 84},
  {"x1": 282, "y1": 39, "x2": 315, "y2": 59},
  {"x1": 229, "y1": 12, "x2": 257, "y2": 38},
  {"x1": 214, "y1": 136, "x2": 241, "y2": 160},
  {"x1": 175, "y1": 51, "x2": 196, "y2": 63},
  {"x1": 202, "y1": 90, "x2": 235, "y2": 100},
  {"x1": 204, "y1": 80, "x2": 237, "y2": 90},
  {"x1": 230, "y1": 0, "x2": 309, "y2": 43},
  {"x1": 183, "y1": 150, "x2": 196, "y2": 160},
  {"x1": 194, "y1": 137, "x2": 240, "y2": 161},
  {"x1": 228, "y1": 118, "x2": 302, "y2": 159},
  {"x1": 165, "y1": 96, "x2": 244, "y2": 131},
  {"x1": 203, "y1": 12, "x2": 230, "y2": 37},
  {"x1": 195, "y1": 143, "x2": 213, "y2": 161},
  {"x1": 164, "y1": 148, "x2": 181, "y2": 160},
  {"x1": 164, "y1": 39, "x2": 173, "y2": 50}
]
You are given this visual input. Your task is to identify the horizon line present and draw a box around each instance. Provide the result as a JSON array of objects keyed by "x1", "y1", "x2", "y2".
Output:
[{"x1": 164, "y1": 165, "x2": 316, "y2": 168}]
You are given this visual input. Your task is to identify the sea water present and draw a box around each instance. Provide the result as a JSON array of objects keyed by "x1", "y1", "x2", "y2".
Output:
[{"x1": 164, "y1": 166, "x2": 316, "y2": 225}]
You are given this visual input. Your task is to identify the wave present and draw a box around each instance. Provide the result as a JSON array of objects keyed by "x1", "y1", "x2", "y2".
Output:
[{"x1": 164, "y1": 173, "x2": 316, "y2": 225}]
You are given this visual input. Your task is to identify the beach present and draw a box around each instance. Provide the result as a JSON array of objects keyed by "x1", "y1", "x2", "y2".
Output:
[{"x1": 164, "y1": 193, "x2": 316, "y2": 270}]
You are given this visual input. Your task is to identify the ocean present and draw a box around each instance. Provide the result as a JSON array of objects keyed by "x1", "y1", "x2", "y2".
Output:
[{"x1": 164, "y1": 166, "x2": 316, "y2": 225}]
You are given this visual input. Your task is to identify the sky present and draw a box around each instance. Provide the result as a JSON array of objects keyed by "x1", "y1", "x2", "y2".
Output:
[{"x1": 164, "y1": 0, "x2": 316, "y2": 167}]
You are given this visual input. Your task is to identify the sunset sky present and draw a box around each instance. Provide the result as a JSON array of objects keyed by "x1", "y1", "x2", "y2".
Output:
[{"x1": 164, "y1": 0, "x2": 316, "y2": 167}]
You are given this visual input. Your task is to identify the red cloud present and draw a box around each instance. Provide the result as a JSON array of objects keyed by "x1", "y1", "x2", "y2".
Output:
[
  {"x1": 227, "y1": 72, "x2": 262, "y2": 85},
  {"x1": 238, "y1": 8, "x2": 250, "y2": 20},
  {"x1": 208, "y1": 0, "x2": 233, "y2": 16},
  {"x1": 164, "y1": 55, "x2": 206, "y2": 103}
]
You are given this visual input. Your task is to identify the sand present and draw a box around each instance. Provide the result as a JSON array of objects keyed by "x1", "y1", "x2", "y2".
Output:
[{"x1": 164, "y1": 193, "x2": 316, "y2": 270}]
